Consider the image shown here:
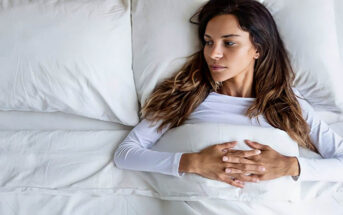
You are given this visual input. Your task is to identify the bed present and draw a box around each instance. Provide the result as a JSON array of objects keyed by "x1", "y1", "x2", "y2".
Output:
[{"x1": 1, "y1": 0, "x2": 343, "y2": 214}]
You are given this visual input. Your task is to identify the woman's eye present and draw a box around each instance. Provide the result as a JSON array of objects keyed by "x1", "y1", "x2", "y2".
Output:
[
  {"x1": 225, "y1": 42, "x2": 235, "y2": 46},
  {"x1": 204, "y1": 41, "x2": 235, "y2": 46}
]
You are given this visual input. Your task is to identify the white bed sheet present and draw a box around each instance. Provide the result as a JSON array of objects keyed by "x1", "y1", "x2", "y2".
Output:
[
  {"x1": 1, "y1": 193, "x2": 342, "y2": 215},
  {"x1": 0, "y1": 127, "x2": 342, "y2": 215},
  {"x1": 331, "y1": 121, "x2": 343, "y2": 136},
  {"x1": 0, "y1": 110, "x2": 132, "y2": 130}
]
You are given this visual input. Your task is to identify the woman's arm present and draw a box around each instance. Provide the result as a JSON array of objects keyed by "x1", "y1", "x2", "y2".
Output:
[
  {"x1": 113, "y1": 119, "x2": 184, "y2": 177},
  {"x1": 293, "y1": 89, "x2": 343, "y2": 182},
  {"x1": 114, "y1": 118, "x2": 257, "y2": 188},
  {"x1": 220, "y1": 89, "x2": 343, "y2": 183}
]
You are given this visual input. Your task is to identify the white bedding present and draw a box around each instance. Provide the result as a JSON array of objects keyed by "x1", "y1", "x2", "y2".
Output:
[
  {"x1": 1, "y1": 193, "x2": 342, "y2": 215},
  {"x1": 1, "y1": 0, "x2": 343, "y2": 214},
  {"x1": 0, "y1": 99, "x2": 342, "y2": 215},
  {"x1": 331, "y1": 122, "x2": 343, "y2": 136},
  {"x1": 0, "y1": 0, "x2": 139, "y2": 125},
  {"x1": 1, "y1": 126, "x2": 342, "y2": 214},
  {"x1": 0, "y1": 110, "x2": 132, "y2": 130},
  {"x1": 149, "y1": 123, "x2": 300, "y2": 202}
]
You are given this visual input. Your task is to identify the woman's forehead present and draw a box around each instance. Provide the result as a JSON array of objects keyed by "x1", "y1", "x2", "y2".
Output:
[{"x1": 205, "y1": 14, "x2": 248, "y2": 39}]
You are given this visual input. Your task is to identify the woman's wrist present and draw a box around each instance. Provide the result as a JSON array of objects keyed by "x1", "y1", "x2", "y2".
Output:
[
  {"x1": 286, "y1": 156, "x2": 300, "y2": 177},
  {"x1": 179, "y1": 153, "x2": 200, "y2": 174}
]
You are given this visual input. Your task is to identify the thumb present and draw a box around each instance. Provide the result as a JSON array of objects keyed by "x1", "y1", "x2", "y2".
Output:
[{"x1": 217, "y1": 141, "x2": 237, "y2": 152}]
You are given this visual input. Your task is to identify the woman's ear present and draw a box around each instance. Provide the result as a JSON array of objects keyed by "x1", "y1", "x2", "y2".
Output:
[
  {"x1": 254, "y1": 46, "x2": 261, "y2": 59},
  {"x1": 254, "y1": 51, "x2": 260, "y2": 59}
]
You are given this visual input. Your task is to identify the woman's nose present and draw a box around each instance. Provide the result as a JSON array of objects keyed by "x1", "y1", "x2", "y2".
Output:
[{"x1": 209, "y1": 44, "x2": 223, "y2": 60}]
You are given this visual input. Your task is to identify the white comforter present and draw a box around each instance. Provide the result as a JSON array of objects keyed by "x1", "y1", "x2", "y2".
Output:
[{"x1": 1, "y1": 126, "x2": 343, "y2": 215}]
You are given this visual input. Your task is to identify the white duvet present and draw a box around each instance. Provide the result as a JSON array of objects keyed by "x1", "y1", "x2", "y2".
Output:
[
  {"x1": 149, "y1": 123, "x2": 300, "y2": 202},
  {"x1": 0, "y1": 123, "x2": 343, "y2": 214}
]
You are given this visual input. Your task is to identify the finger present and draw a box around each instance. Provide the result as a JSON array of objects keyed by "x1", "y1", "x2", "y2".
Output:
[
  {"x1": 248, "y1": 174, "x2": 264, "y2": 181},
  {"x1": 222, "y1": 156, "x2": 256, "y2": 164},
  {"x1": 216, "y1": 141, "x2": 238, "y2": 152},
  {"x1": 220, "y1": 175, "x2": 244, "y2": 188},
  {"x1": 245, "y1": 154, "x2": 261, "y2": 162},
  {"x1": 225, "y1": 163, "x2": 266, "y2": 174},
  {"x1": 230, "y1": 173, "x2": 260, "y2": 183},
  {"x1": 224, "y1": 167, "x2": 243, "y2": 174},
  {"x1": 226, "y1": 149, "x2": 261, "y2": 157},
  {"x1": 230, "y1": 178, "x2": 245, "y2": 188},
  {"x1": 224, "y1": 168, "x2": 260, "y2": 182},
  {"x1": 244, "y1": 140, "x2": 270, "y2": 150},
  {"x1": 232, "y1": 178, "x2": 245, "y2": 187}
]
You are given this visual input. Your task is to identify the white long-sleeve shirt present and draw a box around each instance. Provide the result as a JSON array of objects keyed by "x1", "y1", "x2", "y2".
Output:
[{"x1": 113, "y1": 89, "x2": 343, "y2": 182}]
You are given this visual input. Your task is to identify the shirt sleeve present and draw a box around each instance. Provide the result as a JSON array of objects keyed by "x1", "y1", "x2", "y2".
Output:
[
  {"x1": 113, "y1": 118, "x2": 185, "y2": 177},
  {"x1": 293, "y1": 89, "x2": 343, "y2": 182}
]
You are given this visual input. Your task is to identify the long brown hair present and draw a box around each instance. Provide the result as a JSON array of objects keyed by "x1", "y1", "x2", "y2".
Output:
[{"x1": 141, "y1": 0, "x2": 317, "y2": 152}]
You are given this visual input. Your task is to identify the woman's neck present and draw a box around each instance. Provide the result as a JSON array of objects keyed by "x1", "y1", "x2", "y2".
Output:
[
  {"x1": 219, "y1": 70, "x2": 254, "y2": 98},
  {"x1": 219, "y1": 85, "x2": 252, "y2": 98}
]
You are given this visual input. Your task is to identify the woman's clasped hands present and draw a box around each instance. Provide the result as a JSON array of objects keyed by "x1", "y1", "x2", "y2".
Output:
[{"x1": 185, "y1": 140, "x2": 297, "y2": 188}]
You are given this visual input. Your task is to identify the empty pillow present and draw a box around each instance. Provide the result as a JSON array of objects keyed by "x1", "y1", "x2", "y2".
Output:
[{"x1": 0, "y1": 0, "x2": 139, "y2": 125}]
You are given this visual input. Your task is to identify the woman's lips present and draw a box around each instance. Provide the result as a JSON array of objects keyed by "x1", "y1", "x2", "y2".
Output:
[{"x1": 211, "y1": 66, "x2": 227, "y2": 71}]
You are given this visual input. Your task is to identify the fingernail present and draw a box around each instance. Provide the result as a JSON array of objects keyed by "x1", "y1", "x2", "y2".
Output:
[
  {"x1": 222, "y1": 156, "x2": 228, "y2": 161},
  {"x1": 225, "y1": 168, "x2": 231, "y2": 173},
  {"x1": 253, "y1": 178, "x2": 259, "y2": 182},
  {"x1": 255, "y1": 150, "x2": 261, "y2": 154},
  {"x1": 259, "y1": 167, "x2": 266, "y2": 171}
]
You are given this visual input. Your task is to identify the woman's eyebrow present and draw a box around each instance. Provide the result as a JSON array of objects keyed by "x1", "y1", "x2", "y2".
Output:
[{"x1": 204, "y1": 34, "x2": 241, "y2": 38}]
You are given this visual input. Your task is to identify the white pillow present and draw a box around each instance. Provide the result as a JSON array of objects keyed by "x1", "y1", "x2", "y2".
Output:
[
  {"x1": 147, "y1": 123, "x2": 301, "y2": 202},
  {"x1": 259, "y1": 0, "x2": 343, "y2": 112},
  {"x1": 132, "y1": 0, "x2": 343, "y2": 114},
  {"x1": 335, "y1": 0, "x2": 343, "y2": 65},
  {"x1": 131, "y1": 0, "x2": 206, "y2": 108},
  {"x1": 0, "y1": 0, "x2": 139, "y2": 125}
]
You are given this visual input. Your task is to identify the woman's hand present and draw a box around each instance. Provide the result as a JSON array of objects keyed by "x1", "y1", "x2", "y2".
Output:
[
  {"x1": 222, "y1": 140, "x2": 300, "y2": 182},
  {"x1": 179, "y1": 141, "x2": 261, "y2": 188}
]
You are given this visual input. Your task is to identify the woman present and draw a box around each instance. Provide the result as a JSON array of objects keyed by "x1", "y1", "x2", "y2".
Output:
[{"x1": 114, "y1": 0, "x2": 343, "y2": 189}]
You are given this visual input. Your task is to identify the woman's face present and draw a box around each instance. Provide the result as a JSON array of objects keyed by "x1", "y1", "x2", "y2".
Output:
[{"x1": 203, "y1": 14, "x2": 259, "y2": 82}]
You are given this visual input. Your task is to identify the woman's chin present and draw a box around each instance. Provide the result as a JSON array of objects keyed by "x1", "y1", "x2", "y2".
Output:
[
  {"x1": 211, "y1": 76, "x2": 226, "y2": 82},
  {"x1": 212, "y1": 77, "x2": 223, "y2": 82},
  {"x1": 211, "y1": 74, "x2": 234, "y2": 83}
]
